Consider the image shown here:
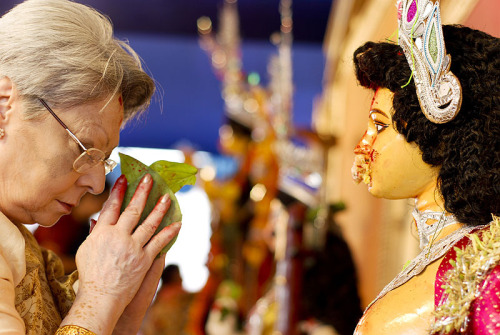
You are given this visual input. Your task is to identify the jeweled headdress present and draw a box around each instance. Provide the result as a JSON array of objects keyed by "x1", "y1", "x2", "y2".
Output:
[{"x1": 397, "y1": 0, "x2": 462, "y2": 124}]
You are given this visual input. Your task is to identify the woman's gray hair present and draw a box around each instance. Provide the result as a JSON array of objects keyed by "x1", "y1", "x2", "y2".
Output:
[{"x1": 0, "y1": 0, "x2": 155, "y2": 122}]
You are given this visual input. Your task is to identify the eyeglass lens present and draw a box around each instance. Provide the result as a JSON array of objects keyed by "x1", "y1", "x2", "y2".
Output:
[{"x1": 74, "y1": 148, "x2": 116, "y2": 175}]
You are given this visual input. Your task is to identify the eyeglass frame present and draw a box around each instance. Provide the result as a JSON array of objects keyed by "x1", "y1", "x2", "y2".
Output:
[{"x1": 38, "y1": 98, "x2": 117, "y2": 175}]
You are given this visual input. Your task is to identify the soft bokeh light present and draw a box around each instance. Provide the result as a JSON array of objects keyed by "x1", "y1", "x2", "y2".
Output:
[
  {"x1": 197, "y1": 16, "x2": 212, "y2": 34},
  {"x1": 250, "y1": 183, "x2": 267, "y2": 202},
  {"x1": 167, "y1": 186, "x2": 212, "y2": 292}
]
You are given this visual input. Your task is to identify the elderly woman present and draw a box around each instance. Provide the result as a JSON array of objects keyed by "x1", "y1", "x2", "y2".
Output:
[
  {"x1": 0, "y1": 1, "x2": 181, "y2": 334},
  {"x1": 350, "y1": 1, "x2": 499, "y2": 334}
]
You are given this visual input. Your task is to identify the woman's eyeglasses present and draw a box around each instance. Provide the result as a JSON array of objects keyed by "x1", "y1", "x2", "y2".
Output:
[{"x1": 38, "y1": 98, "x2": 117, "y2": 175}]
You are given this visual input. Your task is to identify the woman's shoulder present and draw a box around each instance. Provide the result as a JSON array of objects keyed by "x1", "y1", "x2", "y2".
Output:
[
  {"x1": 0, "y1": 251, "x2": 25, "y2": 333},
  {"x1": 433, "y1": 216, "x2": 500, "y2": 334},
  {"x1": 0, "y1": 213, "x2": 26, "y2": 286},
  {"x1": 0, "y1": 213, "x2": 27, "y2": 334}
]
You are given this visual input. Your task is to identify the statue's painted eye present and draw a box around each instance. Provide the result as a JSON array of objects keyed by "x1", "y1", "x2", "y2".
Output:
[{"x1": 374, "y1": 121, "x2": 389, "y2": 133}]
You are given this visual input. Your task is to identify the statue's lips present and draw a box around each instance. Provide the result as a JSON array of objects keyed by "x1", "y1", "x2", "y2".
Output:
[{"x1": 352, "y1": 154, "x2": 371, "y2": 185}]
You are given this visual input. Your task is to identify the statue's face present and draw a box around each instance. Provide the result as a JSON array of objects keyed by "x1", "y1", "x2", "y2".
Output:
[{"x1": 352, "y1": 88, "x2": 438, "y2": 199}]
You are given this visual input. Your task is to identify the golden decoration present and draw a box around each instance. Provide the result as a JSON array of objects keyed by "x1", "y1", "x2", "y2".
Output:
[
  {"x1": 55, "y1": 325, "x2": 96, "y2": 335},
  {"x1": 433, "y1": 215, "x2": 500, "y2": 333}
]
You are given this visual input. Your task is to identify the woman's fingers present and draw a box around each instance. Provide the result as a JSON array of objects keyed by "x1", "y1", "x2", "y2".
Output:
[
  {"x1": 144, "y1": 221, "x2": 182, "y2": 258},
  {"x1": 95, "y1": 174, "x2": 127, "y2": 226},
  {"x1": 92, "y1": 172, "x2": 176, "y2": 250},
  {"x1": 116, "y1": 174, "x2": 154, "y2": 232},
  {"x1": 132, "y1": 194, "x2": 171, "y2": 246}
]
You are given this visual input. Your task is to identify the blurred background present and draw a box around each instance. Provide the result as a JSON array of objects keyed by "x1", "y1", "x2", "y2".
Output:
[{"x1": 4, "y1": 0, "x2": 498, "y2": 334}]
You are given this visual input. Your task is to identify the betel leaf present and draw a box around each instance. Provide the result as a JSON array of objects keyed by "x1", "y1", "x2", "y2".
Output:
[
  {"x1": 149, "y1": 160, "x2": 198, "y2": 193},
  {"x1": 118, "y1": 153, "x2": 197, "y2": 254},
  {"x1": 119, "y1": 153, "x2": 150, "y2": 185}
]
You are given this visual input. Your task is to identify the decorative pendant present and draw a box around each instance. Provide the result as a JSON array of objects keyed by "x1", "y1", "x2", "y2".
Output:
[{"x1": 412, "y1": 207, "x2": 459, "y2": 249}]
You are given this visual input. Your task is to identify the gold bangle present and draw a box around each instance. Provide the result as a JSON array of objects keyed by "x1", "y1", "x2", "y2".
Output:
[{"x1": 55, "y1": 325, "x2": 96, "y2": 335}]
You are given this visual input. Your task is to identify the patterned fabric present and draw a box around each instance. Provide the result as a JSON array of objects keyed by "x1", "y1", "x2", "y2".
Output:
[
  {"x1": 433, "y1": 218, "x2": 500, "y2": 334},
  {"x1": 14, "y1": 223, "x2": 78, "y2": 335},
  {"x1": 55, "y1": 325, "x2": 96, "y2": 335},
  {"x1": 468, "y1": 267, "x2": 500, "y2": 334}
]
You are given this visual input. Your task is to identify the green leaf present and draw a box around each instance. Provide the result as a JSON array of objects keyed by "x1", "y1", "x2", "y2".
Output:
[
  {"x1": 149, "y1": 160, "x2": 198, "y2": 193},
  {"x1": 119, "y1": 152, "x2": 150, "y2": 185},
  {"x1": 118, "y1": 153, "x2": 196, "y2": 254}
]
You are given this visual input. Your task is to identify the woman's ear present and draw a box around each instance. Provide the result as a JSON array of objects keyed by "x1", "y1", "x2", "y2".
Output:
[{"x1": 0, "y1": 76, "x2": 14, "y2": 122}]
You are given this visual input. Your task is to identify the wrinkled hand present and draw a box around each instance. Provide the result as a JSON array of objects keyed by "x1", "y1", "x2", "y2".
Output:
[{"x1": 62, "y1": 174, "x2": 181, "y2": 335}]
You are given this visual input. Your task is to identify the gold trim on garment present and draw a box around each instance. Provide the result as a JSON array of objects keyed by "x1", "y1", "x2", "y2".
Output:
[{"x1": 55, "y1": 325, "x2": 96, "y2": 335}]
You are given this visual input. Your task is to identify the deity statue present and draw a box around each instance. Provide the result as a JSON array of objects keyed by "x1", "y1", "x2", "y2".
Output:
[{"x1": 351, "y1": 0, "x2": 500, "y2": 333}]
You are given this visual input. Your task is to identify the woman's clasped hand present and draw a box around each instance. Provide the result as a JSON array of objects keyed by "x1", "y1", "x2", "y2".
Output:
[{"x1": 62, "y1": 174, "x2": 181, "y2": 335}]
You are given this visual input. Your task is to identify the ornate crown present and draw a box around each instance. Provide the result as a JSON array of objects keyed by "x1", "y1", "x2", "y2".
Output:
[{"x1": 397, "y1": 0, "x2": 462, "y2": 124}]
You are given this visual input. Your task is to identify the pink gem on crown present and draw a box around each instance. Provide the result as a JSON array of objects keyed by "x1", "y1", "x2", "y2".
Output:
[{"x1": 407, "y1": 0, "x2": 417, "y2": 22}]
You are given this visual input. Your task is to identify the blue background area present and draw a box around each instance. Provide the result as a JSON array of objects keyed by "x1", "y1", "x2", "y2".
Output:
[{"x1": 118, "y1": 34, "x2": 326, "y2": 153}]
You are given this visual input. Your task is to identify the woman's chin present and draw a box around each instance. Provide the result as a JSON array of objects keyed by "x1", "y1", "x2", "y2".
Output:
[{"x1": 34, "y1": 213, "x2": 65, "y2": 227}]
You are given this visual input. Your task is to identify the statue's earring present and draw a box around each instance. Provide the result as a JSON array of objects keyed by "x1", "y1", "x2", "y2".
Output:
[{"x1": 0, "y1": 128, "x2": 5, "y2": 139}]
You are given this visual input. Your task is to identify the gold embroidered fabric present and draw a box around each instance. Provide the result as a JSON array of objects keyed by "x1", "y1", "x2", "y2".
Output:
[
  {"x1": 55, "y1": 325, "x2": 96, "y2": 335},
  {"x1": 14, "y1": 223, "x2": 78, "y2": 335},
  {"x1": 432, "y1": 216, "x2": 500, "y2": 333}
]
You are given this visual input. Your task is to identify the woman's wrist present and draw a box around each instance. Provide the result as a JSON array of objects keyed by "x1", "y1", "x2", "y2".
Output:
[{"x1": 61, "y1": 292, "x2": 124, "y2": 335}]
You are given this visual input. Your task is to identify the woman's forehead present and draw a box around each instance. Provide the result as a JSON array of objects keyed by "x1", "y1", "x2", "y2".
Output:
[{"x1": 69, "y1": 99, "x2": 122, "y2": 148}]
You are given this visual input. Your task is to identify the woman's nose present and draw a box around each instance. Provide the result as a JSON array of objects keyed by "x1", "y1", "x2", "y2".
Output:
[{"x1": 77, "y1": 164, "x2": 106, "y2": 195}]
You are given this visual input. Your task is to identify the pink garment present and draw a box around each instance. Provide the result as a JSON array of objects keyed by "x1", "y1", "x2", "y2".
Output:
[{"x1": 434, "y1": 228, "x2": 500, "y2": 334}]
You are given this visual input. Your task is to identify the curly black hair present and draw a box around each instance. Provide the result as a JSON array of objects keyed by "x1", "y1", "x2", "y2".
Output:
[{"x1": 353, "y1": 25, "x2": 500, "y2": 226}]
